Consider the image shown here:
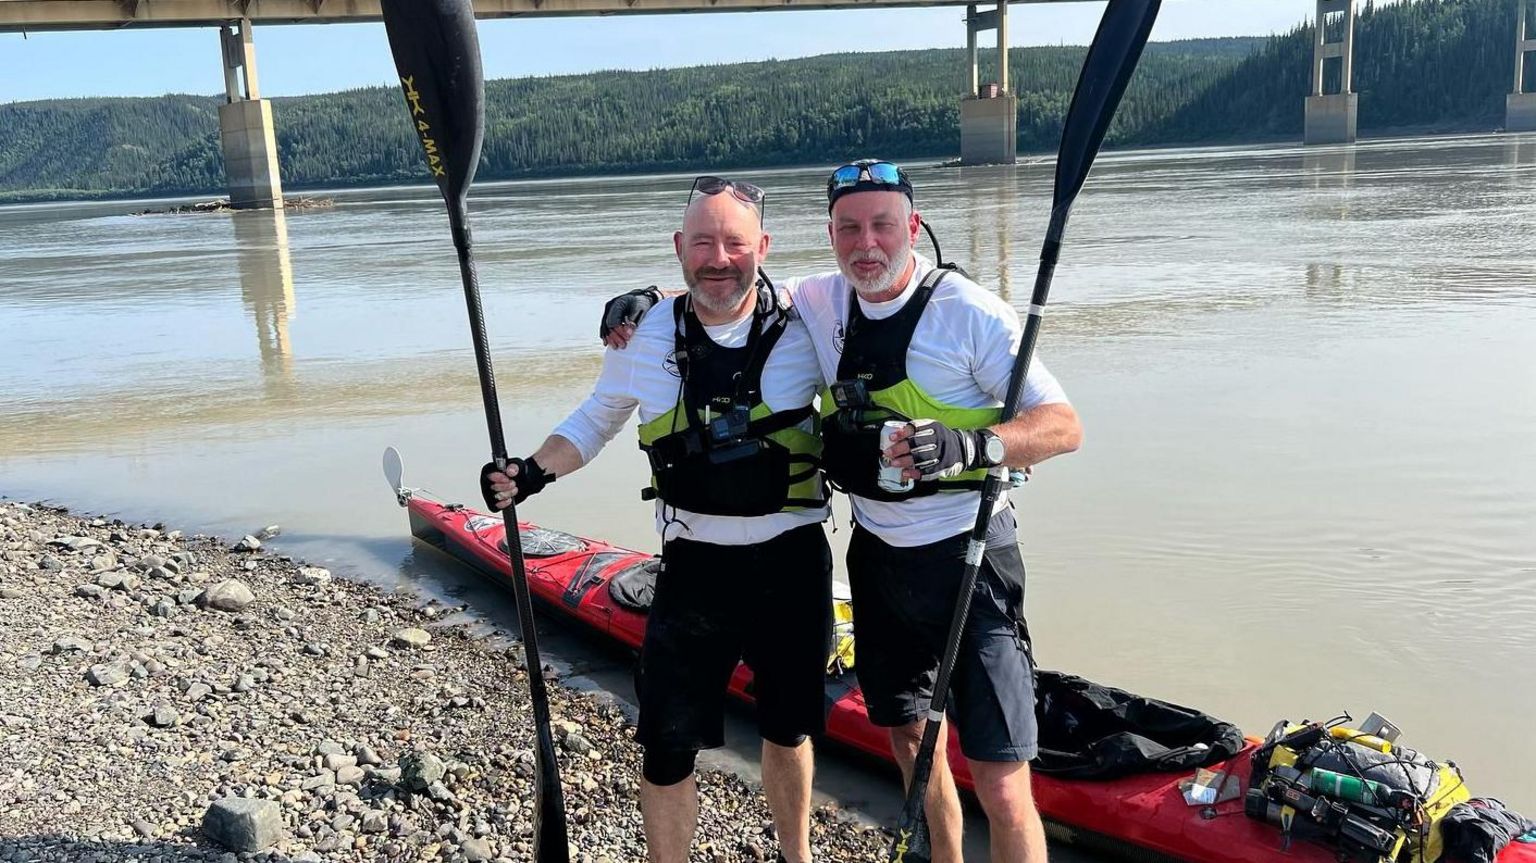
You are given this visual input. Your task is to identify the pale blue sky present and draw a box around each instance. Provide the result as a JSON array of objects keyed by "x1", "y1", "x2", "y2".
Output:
[{"x1": 0, "y1": 0, "x2": 1396, "y2": 103}]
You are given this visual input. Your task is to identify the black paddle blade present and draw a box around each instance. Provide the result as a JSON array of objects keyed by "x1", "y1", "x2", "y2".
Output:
[
  {"x1": 379, "y1": 0, "x2": 485, "y2": 211},
  {"x1": 888, "y1": 723, "x2": 943, "y2": 862},
  {"x1": 889, "y1": 785, "x2": 933, "y2": 862},
  {"x1": 1052, "y1": 0, "x2": 1162, "y2": 216}
]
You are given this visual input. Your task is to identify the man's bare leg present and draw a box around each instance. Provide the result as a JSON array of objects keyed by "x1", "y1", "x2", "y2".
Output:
[
  {"x1": 762, "y1": 738, "x2": 815, "y2": 862},
  {"x1": 640, "y1": 776, "x2": 698, "y2": 863},
  {"x1": 969, "y1": 759, "x2": 1047, "y2": 863},
  {"x1": 888, "y1": 719, "x2": 965, "y2": 863}
]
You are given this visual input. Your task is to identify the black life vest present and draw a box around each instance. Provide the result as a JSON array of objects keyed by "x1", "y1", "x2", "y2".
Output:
[
  {"x1": 636, "y1": 289, "x2": 825, "y2": 517},
  {"x1": 820, "y1": 266, "x2": 996, "y2": 502}
]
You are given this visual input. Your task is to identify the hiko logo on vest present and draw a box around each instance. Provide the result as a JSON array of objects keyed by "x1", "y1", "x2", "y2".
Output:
[{"x1": 662, "y1": 349, "x2": 683, "y2": 379}]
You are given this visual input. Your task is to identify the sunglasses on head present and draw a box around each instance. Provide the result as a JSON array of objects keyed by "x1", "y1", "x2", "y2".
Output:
[
  {"x1": 827, "y1": 160, "x2": 906, "y2": 192},
  {"x1": 688, "y1": 175, "x2": 766, "y2": 220}
]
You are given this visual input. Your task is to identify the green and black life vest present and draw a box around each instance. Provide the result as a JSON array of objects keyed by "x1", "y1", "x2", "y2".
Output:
[
  {"x1": 636, "y1": 290, "x2": 825, "y2": 517},
  {"x1": 820, "y1": 267, "x2": 1003, "y2": 502}
]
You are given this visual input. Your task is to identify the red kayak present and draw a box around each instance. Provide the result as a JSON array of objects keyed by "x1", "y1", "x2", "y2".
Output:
[{"x1": 385, "y1": 455, "x2": 1534, "y2": 863}]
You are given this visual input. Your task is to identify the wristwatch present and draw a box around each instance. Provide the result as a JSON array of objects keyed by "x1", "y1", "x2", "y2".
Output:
[{"x1": 975, "y1": 428, "x2": 1006, "y2": 468}]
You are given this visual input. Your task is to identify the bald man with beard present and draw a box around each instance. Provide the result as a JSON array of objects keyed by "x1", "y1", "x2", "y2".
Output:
[{"x1": 481, "y1": 177, "x2": 832, "y2": 863}]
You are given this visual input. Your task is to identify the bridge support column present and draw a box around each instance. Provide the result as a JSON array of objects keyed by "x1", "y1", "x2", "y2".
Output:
[
  {"x1": 1304, "y1": 0, "x2": 1358, "y2": 145},
  {"x1": 1509, "y1": 1, "x2": 1536, "y2": 132},
  {"x1": 960, "y1": 2, "x2": 1016, "y2": 166},
  {"x1": 218, "y1": 18, "x2": 284, "y2": 209}
]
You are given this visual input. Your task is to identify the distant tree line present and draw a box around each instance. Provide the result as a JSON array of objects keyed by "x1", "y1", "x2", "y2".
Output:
[{"x1": 0, "y1": 0, "x2": 1523, "y2": 202}]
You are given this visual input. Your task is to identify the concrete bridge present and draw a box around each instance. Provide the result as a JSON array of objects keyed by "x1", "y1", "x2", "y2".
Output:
[{"x1": 3, "y1": 0, "x2": 1534, "y2": 208}]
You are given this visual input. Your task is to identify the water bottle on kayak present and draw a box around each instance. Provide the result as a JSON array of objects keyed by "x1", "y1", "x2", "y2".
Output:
[{"x1": 1307, "y1": 768, "x2": 1411, "y2": 808}]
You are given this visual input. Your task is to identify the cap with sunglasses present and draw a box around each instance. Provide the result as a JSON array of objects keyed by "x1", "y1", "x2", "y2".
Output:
[
  {"x1": 688, "y1": 175, "x2": 766, "y2": 221},
  {"x1": 825, "y1": 159, "x2": 913, "y2": 213}
]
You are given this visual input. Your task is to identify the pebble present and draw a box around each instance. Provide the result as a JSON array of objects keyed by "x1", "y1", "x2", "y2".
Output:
[
  {"x1": 203, "y1": 797, "x2": 283, "y2": 852},
  {"x1": 85, "y1": 661, "x2": 130, "y2": 687},
  {"x1": 294, "y1": 566, "x2": 331, "y2": 586},
  {"x1": 391, "y1": 627, "x2": 431, "y2": 649},
  {"x1": 400, "y1": 752, "x2": 446, "y2": 790},
  {"x1": 143, "y1": 702, "x2": 180, "y2": 727},
  {"x1": 199, "y1": 580, "x2": 256, "y2": 612},
  {"x1": 0, "y1": 500, "x2": 888, "y2": 863}
]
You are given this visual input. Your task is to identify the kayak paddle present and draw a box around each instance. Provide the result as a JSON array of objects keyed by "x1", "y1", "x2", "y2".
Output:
[
  {"x1": 377, "y1": 1, "x2": 570, "y2": 860},
  {"x1": 887, "y1": 1, "x2": 1162, "y2": 861}
]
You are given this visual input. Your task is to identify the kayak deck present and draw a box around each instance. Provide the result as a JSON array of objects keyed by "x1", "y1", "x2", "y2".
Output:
[{"x1": 400, "y1": 493, "x2": 1535, "y2": 863}]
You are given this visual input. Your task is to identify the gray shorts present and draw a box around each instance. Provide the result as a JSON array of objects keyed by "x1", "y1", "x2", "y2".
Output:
[{"x1": 846, "y1": 510, "x2": 1038, "y2": 762}]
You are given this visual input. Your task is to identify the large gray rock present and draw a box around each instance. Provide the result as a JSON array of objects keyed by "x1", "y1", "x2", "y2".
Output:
[
  {"x1": 51, "y1": 635, "x2": 93, "y2": 655},
  {"x1": 203, "y1": 797, "x2": 283, "y2": 852},
  {"x1": 86, "y1": 662, "x2": 130, "y2": 687},
  {"x1": 399, "y1": 751, "x2": 446, "y2": 790},
  {"x1": 143, "y1": 702, "x2": 180, "y2": 727},
  {"x1": 391, "y1": 628, "x2": 431, "y2": 649},
  {"x1": 198, "y1": 580, "x2": 255, "y2": 612},
  {"x1": 293, "y1": 567, "x2": 331, "y2": 586}
]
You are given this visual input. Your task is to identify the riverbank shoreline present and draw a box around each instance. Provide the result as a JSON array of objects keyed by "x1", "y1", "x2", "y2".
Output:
[
  {"x1": 0, "y1": 499, "x2": 889, "y2": 863},
  {"x1": 2, "y1": 124, "x2": 1525, "y2": 210}
]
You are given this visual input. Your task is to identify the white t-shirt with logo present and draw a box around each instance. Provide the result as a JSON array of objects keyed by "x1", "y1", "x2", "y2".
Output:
[
  {"x1": 554, "y1": 297, "x2": 829, "y2": 546},
  {"x1": 782, "y1": 255, "x2": 1070, "y2": 547}
]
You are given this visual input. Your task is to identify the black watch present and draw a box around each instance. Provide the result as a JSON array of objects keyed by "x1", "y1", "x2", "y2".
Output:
[{"x1": 975, "y1": 429, "x2": 1006, "y2": 468}]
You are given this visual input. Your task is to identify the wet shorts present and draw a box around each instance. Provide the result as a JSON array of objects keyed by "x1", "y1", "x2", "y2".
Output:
[
  {"x1": 846, "y1": 509, "x2": 1038, "y2": 762},
  {"x1": 636, "y1": 523, "x2": 833, "y2": 752}
]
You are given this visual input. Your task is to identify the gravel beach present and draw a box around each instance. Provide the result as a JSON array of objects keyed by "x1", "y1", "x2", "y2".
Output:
[{"x1": 0, "y1": 500, "x2": 891, "y2": 863}]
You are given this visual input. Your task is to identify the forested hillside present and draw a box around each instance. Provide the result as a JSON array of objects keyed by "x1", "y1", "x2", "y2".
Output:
[{"x1": 0, "y1": 0, "x2": 1523, "y2": 201}]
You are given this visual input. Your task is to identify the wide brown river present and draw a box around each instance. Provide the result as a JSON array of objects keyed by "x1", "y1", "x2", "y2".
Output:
[{"x1": 3, "y1": 133, "x2": 1534, "y2": 850}]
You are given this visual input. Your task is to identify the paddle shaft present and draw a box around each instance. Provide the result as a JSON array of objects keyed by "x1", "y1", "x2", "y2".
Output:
[
  {"x1": 377, "y1": 0, "x2": 568, "y2": 854},
  {"x1": 449, "y1": 210, "x2": 570, "y2": 860},
  {"x1": 897, "y1": 210, "x2": 1064, "y2": 836}
]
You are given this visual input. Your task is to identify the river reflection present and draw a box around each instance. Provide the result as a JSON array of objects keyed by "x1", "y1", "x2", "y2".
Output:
[{"x1": 234, "y1": 209, "x2": 296, "y2": 389}]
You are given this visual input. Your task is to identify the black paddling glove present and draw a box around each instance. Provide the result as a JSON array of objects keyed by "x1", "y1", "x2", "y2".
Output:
[
  {"x1": 599, "y1": 286, "x2": 661, "y2": 341},
  {"x1": 907, "y1": 419, "x2": 984, "y2": 481},
  {"x1": 479, "y1": 457, "x2": 556, "y2": 511}
]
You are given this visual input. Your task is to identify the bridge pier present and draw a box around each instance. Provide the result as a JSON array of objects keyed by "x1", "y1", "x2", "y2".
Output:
[
  {"x1": 1509, "y1": 1, "x2": 1536, "y2": 132},
  {"x1": 218, "y1": 18, "x2": 284, "y2": 209},
  {"x1": 1304, "y1": 0, "x2": 1358, "y2": 145},
  {"x1": 959, "y1": 2, "x2": 1016, "y2": 166}
]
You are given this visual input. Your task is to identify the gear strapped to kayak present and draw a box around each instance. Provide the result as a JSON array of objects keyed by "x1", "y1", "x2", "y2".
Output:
[
  {"x1": 636, "y1": 285, "x2": 825, "y2": 517},
  {"x1": 821, "y1": 265, "x2": 1002, "y2": 502},
  {"x1": 1242, "y1": 714, "x2": 1533, "y2": 863}
]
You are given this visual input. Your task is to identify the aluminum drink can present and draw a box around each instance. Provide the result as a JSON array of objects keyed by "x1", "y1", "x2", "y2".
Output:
[{"x1": 877, "y1": 420, "x2": 915, "y2": 493}]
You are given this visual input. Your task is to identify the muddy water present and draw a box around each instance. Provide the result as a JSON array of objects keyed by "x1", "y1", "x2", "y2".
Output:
[{"x1": 3, "y1": 133, "x2": 1535, "y2": 852}]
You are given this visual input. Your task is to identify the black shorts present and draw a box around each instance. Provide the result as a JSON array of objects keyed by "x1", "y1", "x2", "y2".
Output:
[
  {"x1": 636, "y1": 523, "x2": 833, "y2": 752},
  {"x1": 847, "y1": 509, "x2": 1038, "y2": 762}
]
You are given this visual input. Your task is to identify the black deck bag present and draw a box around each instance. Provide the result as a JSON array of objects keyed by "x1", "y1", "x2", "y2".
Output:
[{"x1": 1033, "y1": 670, "x2": 1246, "y2": 780}]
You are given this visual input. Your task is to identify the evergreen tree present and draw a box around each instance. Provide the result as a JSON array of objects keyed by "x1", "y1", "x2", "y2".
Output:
[{"x1": 0, "y1": 0, "x2": 1522, "y2": 202}]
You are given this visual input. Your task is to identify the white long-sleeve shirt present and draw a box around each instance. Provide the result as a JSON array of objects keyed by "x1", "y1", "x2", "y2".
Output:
[
  {"x1": 783, "y1": 255, "x2": 1070, "y2": 547},
  {"x1": 553, "y1": 297, "x2": 829, "y2": 546}
]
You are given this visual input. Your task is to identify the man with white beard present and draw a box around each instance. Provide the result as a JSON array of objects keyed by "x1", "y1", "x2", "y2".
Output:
[{"x1": 601, "y1": 160, "x2": 1082, "y2": 862}]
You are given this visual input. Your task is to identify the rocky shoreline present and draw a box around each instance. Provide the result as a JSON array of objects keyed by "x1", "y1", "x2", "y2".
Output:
[{"x1": 0, "y1": 500, "x2": 890, "y2": 863}]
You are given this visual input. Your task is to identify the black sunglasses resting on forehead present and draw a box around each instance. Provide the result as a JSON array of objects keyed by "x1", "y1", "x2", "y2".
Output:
[{"x1": 687, "y1": 175, "x2": 767, "y2": 220}]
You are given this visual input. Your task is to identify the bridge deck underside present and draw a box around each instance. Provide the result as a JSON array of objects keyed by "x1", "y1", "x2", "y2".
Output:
[{"x1": 0, "y1": 0, "x2": 1074, "y2": 33}]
